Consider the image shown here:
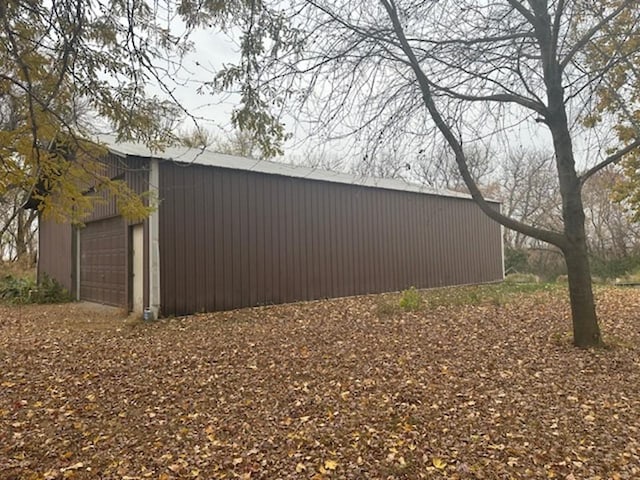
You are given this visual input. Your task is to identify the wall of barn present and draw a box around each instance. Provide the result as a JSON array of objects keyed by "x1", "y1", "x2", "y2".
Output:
[
  {"x1": 38, "y1": 154, "x2": 151, "y2": 309},
  {"x1": 84, "y1": 154, "x2": 150, "y2": 223},
  {"x1": 38, "y1": 218, "x2": 74, "y2": 293},
  {"x1": 82, "y1": 153, "x2": 151, "y2": 309},
  {"x1": 158, "y1": 163, "x2": 504, "y2": 316}
]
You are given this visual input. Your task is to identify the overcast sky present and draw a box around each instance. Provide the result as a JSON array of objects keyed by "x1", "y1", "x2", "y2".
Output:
[
  {"x1": 145, "y1": 20, "x2": 612, "y2": 176},
  {"x1": 162, "y1": 28, "x2": 241, "y2": 133}
]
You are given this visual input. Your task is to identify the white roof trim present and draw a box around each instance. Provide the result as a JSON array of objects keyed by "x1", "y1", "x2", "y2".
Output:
[{"x1": 99, "y1": 136, "x2": 499, "y2": 203}]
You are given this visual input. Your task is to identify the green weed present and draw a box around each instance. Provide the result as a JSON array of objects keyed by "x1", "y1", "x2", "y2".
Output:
[{"x1": 399, "y1": 287, "x2": 422, "y2": 311}]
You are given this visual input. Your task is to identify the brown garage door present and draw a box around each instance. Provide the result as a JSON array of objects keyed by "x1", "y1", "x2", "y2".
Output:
[{"x1": 80, "y1": 217, "x2": 126, "y2": 306}]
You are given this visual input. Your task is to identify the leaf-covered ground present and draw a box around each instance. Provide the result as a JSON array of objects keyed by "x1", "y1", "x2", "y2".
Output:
[{"x1": 1, "y1": 285, "x2": 639, "y2": 479}]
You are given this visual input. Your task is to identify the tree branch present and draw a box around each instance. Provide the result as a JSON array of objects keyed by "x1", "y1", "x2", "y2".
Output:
[
  {"x1": 431, "y1": 82, "x2": 547, "y2": 116},
  {"x1": 411, "y1": 32, "x2": 534, "y2": 47},
  {"x1": 379, "y1": 0, "x2": 566, "y2": 249},
  {"x1": 580, "y1": 139, "x2": 640, "y2": 185},
  {"x1": 506, "y1": 0, "x2": 537, "y2": 26},
  {"x1": 551, "y1": 0, "x2": 566, "y2": 49}
]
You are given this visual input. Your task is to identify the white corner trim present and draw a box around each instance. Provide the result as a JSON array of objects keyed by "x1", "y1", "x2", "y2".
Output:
[
  {"x1": 499, "y1": 203, "x2": 505, "y2": 279},
  {"x1": 149, "y1": 159, "x2": 161, "y2": 317},
  {"x1": 76, "y1": 228, "x2": 81, "y2": 300}
]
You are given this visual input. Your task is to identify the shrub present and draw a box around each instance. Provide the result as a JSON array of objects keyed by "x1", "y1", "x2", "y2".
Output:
[
  {"x1": 504, "y1": 247, "x2": 529, "y2": 274},
  {"x1": 503, "y1": 246, "x2": 566, "y2": 282},
  {"x1": 0, "y1": 275, "x2": 34, "y2": 303},
  {"x1": 399, "y1": 286, "x2": 422, "y2": 311},
  {"x1": 0, "y1": 274, "x2": 72, "y2": 304},
  {"x1": 589, "y1": 255, "x2": 640, "y2": 280},
  {"x1": 35, "y1": 274, "x2": 73, "y2": 303}
]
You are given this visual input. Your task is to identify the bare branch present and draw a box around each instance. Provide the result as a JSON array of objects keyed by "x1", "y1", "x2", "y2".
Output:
[
  {"x1": 379, "y1": 0, "x2": 566, "y2": 248},
  {"x1": 431, "y1": 82, "x2": 547, "y2": 116},
  {"x1": 580, "y1": 139, "x2": 640, "y2": 185},
  {"x1": 506, "y1": 0, "x2": 537, "y2": 26}
]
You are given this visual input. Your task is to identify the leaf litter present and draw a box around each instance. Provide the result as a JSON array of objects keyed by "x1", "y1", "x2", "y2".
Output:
[{"x1": 1, "y1": 285, "x2": 639, "y2": 479}]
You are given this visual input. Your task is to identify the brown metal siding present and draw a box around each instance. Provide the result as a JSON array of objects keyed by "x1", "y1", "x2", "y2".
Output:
[
  {"x1": 85, "y1": 154, "x2": 150, "y2": 223},
  {"x1": 36, "y1": 155, "x2": 151, "y2": 309},
  {"x1": 159, "y1": 163, "x2": 503, "y2": 316},
  {"x1": 38, "y1": 217, "x2": 73, "y2": 292},
  {"x1": 81, "y1": 154, "x2": 150, "y2": 310}
]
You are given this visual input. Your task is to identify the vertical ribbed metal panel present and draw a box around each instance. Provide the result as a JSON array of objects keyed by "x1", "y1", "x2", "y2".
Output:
[
  {"x1": 84, "y1": 154, "x2": 149, "y2": 224},
  {"x1": 193, "y1": 166, "x2": 206, "y2": 312},
  {"x1": 38, "y1": 217, "x2": 73, "y2": 292},
  {"x1": 158, "y1": 163, "x2": 503, "y2": 316}
]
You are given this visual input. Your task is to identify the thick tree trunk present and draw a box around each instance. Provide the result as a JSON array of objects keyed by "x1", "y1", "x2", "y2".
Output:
[
  {"x1": 556, "y1": 161, "x2": 602, "y2": 348},
  {"x1": 548, "y1": 103, "x2": 603, "y2": 347},
  {"x1": 533, "y1": 15, "x2": 604, "y2": 347},
  {"x1": 563, "y1": 242, "x2": 602, "y2": 347},
  {"x1": 551, "y1": 130, "x2": 603, "y2": 347}
]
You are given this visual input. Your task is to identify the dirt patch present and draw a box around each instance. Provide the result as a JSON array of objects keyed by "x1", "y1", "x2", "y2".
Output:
[{"x1": 1, "y1": 287, "x2": 639, "y2": 479}]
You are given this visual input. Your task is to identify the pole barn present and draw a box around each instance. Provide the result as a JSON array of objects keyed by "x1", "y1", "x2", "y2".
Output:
[{"x1": 38, "y1": 139, "x2": 504, "y2": 317}]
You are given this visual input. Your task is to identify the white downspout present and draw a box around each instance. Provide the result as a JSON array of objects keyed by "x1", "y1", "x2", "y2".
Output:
[{"x1": 148, "y1": 159, "x2": 161, "y2": 318}]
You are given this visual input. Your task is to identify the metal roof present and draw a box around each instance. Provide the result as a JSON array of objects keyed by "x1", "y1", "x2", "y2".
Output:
[{"x1": 99, "y1": 136, "x2": 495, "y2": 203}]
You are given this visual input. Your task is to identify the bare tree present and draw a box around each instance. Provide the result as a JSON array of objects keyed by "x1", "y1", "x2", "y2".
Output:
[
  {"x1": 497, "y1": 152, "x2": 640, "y2": 278},
  {"x1": 351, "y1": 148, "x2": 412, "y2": 180},
  {"x1": 0, "y1": 189, "x2": 37, "y2": 263},
  {"x1": 413, "y1": 145, "x2": 493, "y2": 193},
  {"x1": 286, "y1": 150, "x2": 347, "y2": 172},
  {"x1": 499, "y1": 150, "x2": 563, "y2": 250},
  {"x1": 212, "y1": 130, "x2": 262, "y2": 158},
  {"x1": 210, "y1": 0, "x2": 640, "y2": 346}
]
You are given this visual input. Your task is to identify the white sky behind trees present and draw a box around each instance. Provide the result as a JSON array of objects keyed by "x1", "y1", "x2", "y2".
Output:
[{"x1": 143, "y1": 6, "x2": 619, "y2": 182}]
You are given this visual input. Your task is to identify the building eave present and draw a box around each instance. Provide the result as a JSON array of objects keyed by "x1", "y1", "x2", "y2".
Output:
[{"x1": 99, "y1": 136, "x2": 501, "y2": 204}]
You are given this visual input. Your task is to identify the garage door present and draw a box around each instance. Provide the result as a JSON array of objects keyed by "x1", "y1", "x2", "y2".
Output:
[{"x1": 80, "y1": 217, "x2": 126, "y2": 306}]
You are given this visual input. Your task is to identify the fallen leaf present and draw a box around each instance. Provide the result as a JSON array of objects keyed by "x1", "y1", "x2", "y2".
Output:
[
  {"x1": 432, "y1": 457, "x2": 447, "y2": 470},
  {"x1": 324, "y1": 459, "x2": 338, "y2": 470},
  {"x1": 60, "y1": 462, "x2": 84, "y2": 472}
]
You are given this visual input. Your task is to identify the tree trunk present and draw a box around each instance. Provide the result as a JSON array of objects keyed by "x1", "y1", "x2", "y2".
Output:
[
  {"x1": 564, "y1": 242, "x2": 602, "y2": 347},
  {"x1": 552, "y1": 133, "x2": 603, "y2": 348},
  {"x1": 15, "y1": 208, "x2": 27, "y2": 262},
  {"x1": 557, "y1": 172, "x2": 602, "y2": 348},
  {"x1": 542, "y1": 41, "x2": 603, "y2": 347}
]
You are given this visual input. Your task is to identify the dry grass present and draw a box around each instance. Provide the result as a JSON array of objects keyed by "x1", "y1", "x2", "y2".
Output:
[{"x1": 0, "y1": 262, "x2": 35, "y2": 281}]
